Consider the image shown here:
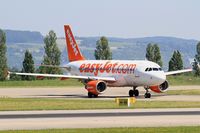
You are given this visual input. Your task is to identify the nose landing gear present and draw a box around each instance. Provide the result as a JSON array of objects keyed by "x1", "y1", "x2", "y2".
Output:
[
  {"x1": 129, "y1": 87, "x2": 139, "y2": 97},
  {"x1": 144, "y1": 87, "x2": 151, "y2": 98}
]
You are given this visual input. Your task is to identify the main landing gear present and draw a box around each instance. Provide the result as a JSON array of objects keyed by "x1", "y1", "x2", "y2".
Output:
[
  {"x1": 129, "y1": 87, "x2": 151, "y2": 98},
  {"x1": 129, "y1": 87, "x2": 139, "y2": 97},
  {"x1": 88, "y1": 92, "x2": 98, "y2": 98},
  {"x1": 144, "y1": 87, "x2": 151, "y2": 98}
]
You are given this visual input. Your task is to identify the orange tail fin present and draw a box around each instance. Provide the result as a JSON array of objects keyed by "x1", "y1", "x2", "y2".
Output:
[{"x1": 64, "y1": 25, "x2": 85, "y2": 62}]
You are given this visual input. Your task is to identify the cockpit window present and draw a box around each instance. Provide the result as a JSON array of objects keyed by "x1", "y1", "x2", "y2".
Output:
[{"x1": 153, "y1": 68, "x2": 158, "y2": 71}]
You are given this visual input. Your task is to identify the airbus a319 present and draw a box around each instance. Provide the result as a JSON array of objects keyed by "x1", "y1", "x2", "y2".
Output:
[{"x1": 10, "y1": 25, "x2": 192, "y2": 98}]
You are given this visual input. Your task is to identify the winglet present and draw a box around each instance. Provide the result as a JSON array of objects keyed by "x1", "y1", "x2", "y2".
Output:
[{"x1": 64, "y1": 25, "x2": 85, "y2": 62}]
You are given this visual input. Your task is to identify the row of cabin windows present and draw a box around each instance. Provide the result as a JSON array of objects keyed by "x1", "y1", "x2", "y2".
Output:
[{"x1": 145, "y1": 67, "x2": 162, "y2": 72}]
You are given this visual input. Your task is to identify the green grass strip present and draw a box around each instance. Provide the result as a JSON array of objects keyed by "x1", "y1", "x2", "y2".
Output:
[
  {"x1": 1, "y1": 126, "x2": 200, "y2": 133},
  {"x1": 167, "y1": 89, "x2": 200, "y2": 95},
  {"x1": 0, "y1": 98, "x2": 200, "y2": 111},
  {"x1": 167, "y1": 75, "x2": 200, "y2": 86}
]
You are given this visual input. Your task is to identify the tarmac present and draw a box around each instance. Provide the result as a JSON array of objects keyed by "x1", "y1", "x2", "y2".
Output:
[
  {"x1": 0, "y1": 85, "x2": 200, "y2": 130},
  {"x1": 0, "y1": 108, "x2": 200, "y2": 130},
  {"x1": 0, "y1": 86, "x2": 200, "y2": 101}
]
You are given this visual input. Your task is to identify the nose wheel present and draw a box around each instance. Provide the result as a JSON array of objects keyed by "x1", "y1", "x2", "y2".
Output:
[
  {"x1": 129, "y1": 87, "x2": 139, "y2": 97},
  {"x1": 144, "y1": 92, "x2": 151, "y2": 98},
  {"x1": 144, "y1": 87, "x2": 151, "y2": 98}
]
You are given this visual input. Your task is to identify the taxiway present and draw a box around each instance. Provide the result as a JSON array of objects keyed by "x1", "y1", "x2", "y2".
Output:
[{"x1": 0, "y1": 86, "x2": 200, "y2": 101}]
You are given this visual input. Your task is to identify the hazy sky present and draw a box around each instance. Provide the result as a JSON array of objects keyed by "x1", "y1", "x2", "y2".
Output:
[{"x1": 1, "y1": 0, "x2": 200, "y2": 39}]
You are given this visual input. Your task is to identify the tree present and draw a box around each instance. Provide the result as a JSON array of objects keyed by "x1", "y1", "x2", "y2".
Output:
[
  {"x1": 146, "y1": 43, "x2": 154, "y2": 61},
  {"x1": 193, "y1": 59, "x2": 200, "y2": 76},
  {"x1": 39, "y1": 30, "x2": 61, "y2": 74},
  {"x1": 0, "y1": 29, "x2": 8, "y2": 81},
  {"x1": 94, "y1": 36, "x2": 112, "y2": 60},
  {"x1": 195, "y1": 42, "x2": 200, "y2": 62},
  {"x1": 153, "y1": 44, "x2": 163, "y2": 67},
  {"x1": 193, "y1": 42, "x2": 200, "y2": 76},
  {"x1": 168, "y1": 50, "x2": 183, "y2": 71},
  {"x1": 176, "y1": 51, "x2": 183, "y2": 70},
  {"x1": 21, "y1": 50, "x2": 35, "y2": 80},
  {"x1": 146, "y1": 43, "x2": 163, "y2": 67},
  {"x1": 9, "y1": 67, "x2": 21, "y2": 81}
]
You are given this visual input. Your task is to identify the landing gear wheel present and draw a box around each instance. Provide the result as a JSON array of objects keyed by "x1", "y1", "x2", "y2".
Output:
[
  {"x1": 129, "y1": 90, "x2": 134, "y2": 97},
  {"x1": 134, "y1": 89, "x2": 139, "y2": 97},
  {"x1": 88, "y1": 92, "x2": 93, "y2": 98},
  {"x1": 129, "y1": 89, "x2": 139, "y2": 97},
  {"x1": 144, "y1": 93, "x2": 151, "y2": 98},
  {"x1": 93, "y1": 94, "x2": 98, "y2": 98},
  {"x1": 88, "y1": 92, "x2": 98, "y2": 98}
]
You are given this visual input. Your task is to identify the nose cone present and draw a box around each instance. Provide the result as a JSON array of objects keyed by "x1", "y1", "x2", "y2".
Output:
[
  {"x1": 154, "y1": 72, "x2": 166, "y2": 84},
  {"x1": 156, "y1": 71, "x2": 166, "y2": 84},
  {"x1": 158, "y1": 73, "x2": 166, "y2": 83}
]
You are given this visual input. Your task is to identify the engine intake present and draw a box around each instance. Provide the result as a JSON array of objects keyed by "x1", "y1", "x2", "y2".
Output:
[
  {"x1": 86, "y1": 80, "x2": 107, "y2": 95},
  {"x1": 149, "y1": 80, "x2": 169, "y2": 93}
]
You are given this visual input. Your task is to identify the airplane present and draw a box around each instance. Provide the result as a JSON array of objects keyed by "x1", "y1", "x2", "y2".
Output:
[{"x1": 9, "y1": 25, "x2": 193, "y2": 98}]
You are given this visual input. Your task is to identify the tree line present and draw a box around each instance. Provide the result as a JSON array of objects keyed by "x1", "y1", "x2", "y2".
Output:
[
  {"x1": 95, "y1": 37, "x2": 200, "y2": 76},
  {"x1": 0, "y1": 29, "x2": 200, "y2": 81},
  {"x1": 0, "y1": 29, "x2": 61, "y2": 81}
]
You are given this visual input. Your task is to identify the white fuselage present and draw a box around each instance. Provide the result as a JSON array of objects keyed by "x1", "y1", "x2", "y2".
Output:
[{"x1": 66, "y1": 60, "x2": 166, "y2": 87}]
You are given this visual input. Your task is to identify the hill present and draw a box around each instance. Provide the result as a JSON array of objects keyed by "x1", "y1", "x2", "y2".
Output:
[
  {"x1": 4, "y1": 30, "x2": 199, "y2": 70},
  {"x1": 4, "y1": 30, "x2": 43, "y2": 43}
]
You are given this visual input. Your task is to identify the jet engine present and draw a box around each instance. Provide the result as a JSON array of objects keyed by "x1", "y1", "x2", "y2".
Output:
[
  {"x1": 149, "y1": 81, "x2": 169, "y2": 93},
  {"x1": 86, "y1": 80, "x2": 107, "y2": 95}
]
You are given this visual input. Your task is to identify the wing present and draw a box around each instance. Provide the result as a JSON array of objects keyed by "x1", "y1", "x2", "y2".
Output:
[
  {"x1": 9, "y1": 72, "x2": 116, "y2": 82},
  {"x1": 165, "y1": 69, "x2": 193, "y2": 76}
]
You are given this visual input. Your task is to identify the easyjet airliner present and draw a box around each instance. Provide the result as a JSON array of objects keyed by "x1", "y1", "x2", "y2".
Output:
[{"x1": 10, "y1": 25, "x2": 192, "y2": 98}]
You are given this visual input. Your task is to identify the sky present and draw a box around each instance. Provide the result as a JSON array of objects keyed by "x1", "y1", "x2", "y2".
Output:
[{"x1": 1, "y1": 0, "x2": 200, "y2": 39}]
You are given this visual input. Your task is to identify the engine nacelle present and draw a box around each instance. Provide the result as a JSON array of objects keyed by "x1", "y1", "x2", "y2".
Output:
[
  {"x1": 86, "y1": 80, "x2": 107, "y2": 95},
  {"x1": 149, "y1": 81, "x2": 169, "y2": 93}
]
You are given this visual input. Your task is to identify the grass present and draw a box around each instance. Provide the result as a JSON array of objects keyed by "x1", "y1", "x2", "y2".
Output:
[
  {"x1": 167, "y1": 74, "x2": 200, "y2": 86},
  {"x1": 0, "y1": 79, "x2": 82, "y2": 88},
  {"x1": 167, "y1": 89, "x2": 200, "y2": 95},
  {"x1": 1, "y1": 126, "x2": 200, "y2": 133},
  {"x1": 0, "y1": 98, "x2": 200, "y2": 111}
]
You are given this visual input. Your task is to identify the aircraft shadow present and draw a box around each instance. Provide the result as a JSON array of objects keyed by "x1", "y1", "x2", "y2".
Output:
[
  {"x1": 26, "y1": 93, "x2": 166, "y2": 99},
  {"x1": 27, "y1": 94, "x2": 135, "y2": 99}
]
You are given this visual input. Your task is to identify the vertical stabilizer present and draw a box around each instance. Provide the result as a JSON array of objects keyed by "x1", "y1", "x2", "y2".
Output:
[{"x1": 64, "y1": 25, "x2": 85, "y2": 62}]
